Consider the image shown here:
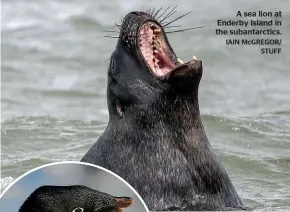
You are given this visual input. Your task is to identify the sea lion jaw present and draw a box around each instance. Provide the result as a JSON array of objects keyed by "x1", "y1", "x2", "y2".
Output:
[
  {"x1": 163, "y1": 59, "x2": 203, "y2": 81},
  {"x1": 95, "y1": 197, "x2": 133, "y2": 212},
  {"x1": 119, "y1": 11, "x2": 202, "y2": 80}
]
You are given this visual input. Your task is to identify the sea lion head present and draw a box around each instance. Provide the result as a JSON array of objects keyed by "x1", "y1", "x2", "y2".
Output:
[
  {"x1": 19, "y1": 185, "x2": 134, "y2": 212},
  {"x1": 107, "y1": 10, "x2": 203, "y2": 118}
]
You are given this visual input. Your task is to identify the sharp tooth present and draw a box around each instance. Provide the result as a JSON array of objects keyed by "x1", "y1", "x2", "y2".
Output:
[
  {"x1": 192, "y1": 55, "x2": 197, "y2": 60},
  {"x1": 154, "y1": 29, "x2": 161, "y2": 33},
  {"x1": 177, "y1": 58, "x2": 184, "y2": 64}
]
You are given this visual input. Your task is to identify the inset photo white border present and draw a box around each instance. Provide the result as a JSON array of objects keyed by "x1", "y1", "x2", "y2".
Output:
[{"x1": 0, "y1": 161, "x2": 149, "y2": 212}]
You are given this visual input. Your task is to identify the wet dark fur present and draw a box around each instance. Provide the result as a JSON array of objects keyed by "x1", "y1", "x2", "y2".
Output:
[
  {"x1": 19, "y1": 185, "x2": 129, "y2": 212},
  {"x1": 82, "y1": 10, "x2": 244, "y2": 211}
]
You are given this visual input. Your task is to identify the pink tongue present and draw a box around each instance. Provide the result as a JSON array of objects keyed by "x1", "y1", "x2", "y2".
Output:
[{"x1": 156, "y1": 52, "x2": 176, "y2": 69}]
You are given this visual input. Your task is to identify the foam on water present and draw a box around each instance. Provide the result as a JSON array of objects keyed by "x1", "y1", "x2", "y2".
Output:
[{"x1": 0, "y1": 177, "x2": 14, "y2": 193}]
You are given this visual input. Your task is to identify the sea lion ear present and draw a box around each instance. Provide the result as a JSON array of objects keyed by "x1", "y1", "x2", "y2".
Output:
[{"x1": 72, "y1": 207, "x2": 84, "y2": 212}]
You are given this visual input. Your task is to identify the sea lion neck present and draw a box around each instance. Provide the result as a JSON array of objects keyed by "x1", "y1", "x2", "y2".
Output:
[
  {"x1": 109, "y1": 90, "x2": 206, "y2": 143},
  {"x1": 108, "y1": 73, "x2": 202, "y2": 124}
]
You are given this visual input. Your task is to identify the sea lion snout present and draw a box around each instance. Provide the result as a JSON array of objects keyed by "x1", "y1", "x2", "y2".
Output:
[
  {"x1": 167, "y1": 59, "x2": 203, "y2": 79},
  {"x1": 115, "y1": 197, "x2": 134, "y2": 208}
]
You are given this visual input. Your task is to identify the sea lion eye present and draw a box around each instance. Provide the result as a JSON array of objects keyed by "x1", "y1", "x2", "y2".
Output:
[
  {"x1": 110, "y1": 55, "x2": 116, "y2": 71},
  {"x1": 116, "y1": 105, "x2": 123, "y2": 118},
  {"x1": 72, "y1": 207, "x2": 84, "y2": 212}
]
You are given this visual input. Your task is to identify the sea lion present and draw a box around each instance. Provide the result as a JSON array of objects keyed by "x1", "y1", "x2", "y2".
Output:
[
  {"x1": 19, "y1": 185, "x2": 133, "y2": 212},
  {"x1": 82, "y1": 9, "x2": 244, "y2": 211}
]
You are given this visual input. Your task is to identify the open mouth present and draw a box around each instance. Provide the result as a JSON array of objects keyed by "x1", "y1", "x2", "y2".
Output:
[{"x1": 139, "y1": 21, "x2": 197, "y2": 77}]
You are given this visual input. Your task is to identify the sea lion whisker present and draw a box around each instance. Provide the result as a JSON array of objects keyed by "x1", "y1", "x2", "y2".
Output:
[
  {"x1": 163, "y1": 10, "x2": 193, "y2": 27},
  {"x1": 161, "y1": 10, "x2": 177, "y2": 24},
  {"x1": 150, "y1": 7, "x2": 157, "y2": 17},
  {"x1": 104, "y1": 36, "x2": 122, "y2": 38},
  {"x1": 104, "y1": 35, "x2": 140, "y2": 38},
  {"x1": 152, "y1": 6, "x2": 163, "y2": 19},
  {"x1": 105, "y1": 57, "x2": 111, "y2": 62},
  {"x1": 159, "y1": 5, "x2": 178, "y2": 24},
  {"x1": 104, "y1": 30, "x2": 120, "y2": 33},
  {"x1": 163, "y1": 25, "x2": 181, "y2": 29},
  {"x1": 165, "y1": 26, "x2": 205, "y2": 34},
  {"x1": 119, "y1": 18, "x2": 126, "y2": 28},
  {"x1": 149, "y1": 8, "x2": 153, "y2": 14},
  {"x1": 155, "y1": 5, "x2": 172, "y2": 21},
  {"x1": 147, "y1": 8, "x2": 154, "y2": 17},
  {"x1": 115, "y1": 21, "x2": 122, "y2": 29}
]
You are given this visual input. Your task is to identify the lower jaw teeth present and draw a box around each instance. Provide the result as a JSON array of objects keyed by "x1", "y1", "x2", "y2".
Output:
[{"x1": 178, "y1": 55, "x2": 198, "y2": 64}]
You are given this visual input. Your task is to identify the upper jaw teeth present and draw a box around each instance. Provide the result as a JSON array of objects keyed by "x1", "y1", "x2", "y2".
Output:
[
  {"x1": 154, "y1": 29, "x2": 161, "y2": 33},
  {"x1": 177, "y1": 58, "x2": 184, "y2": 64}
]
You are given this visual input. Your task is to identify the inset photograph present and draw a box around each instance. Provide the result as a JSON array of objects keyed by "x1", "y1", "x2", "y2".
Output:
[{"x1": 0, "y1": 162, "x2": 149, "y2": 212}]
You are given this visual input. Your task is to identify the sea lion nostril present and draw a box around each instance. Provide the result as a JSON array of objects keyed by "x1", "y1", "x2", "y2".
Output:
[{"x1": 72, "y1": 207, "x2": 84, "y2": 212}]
